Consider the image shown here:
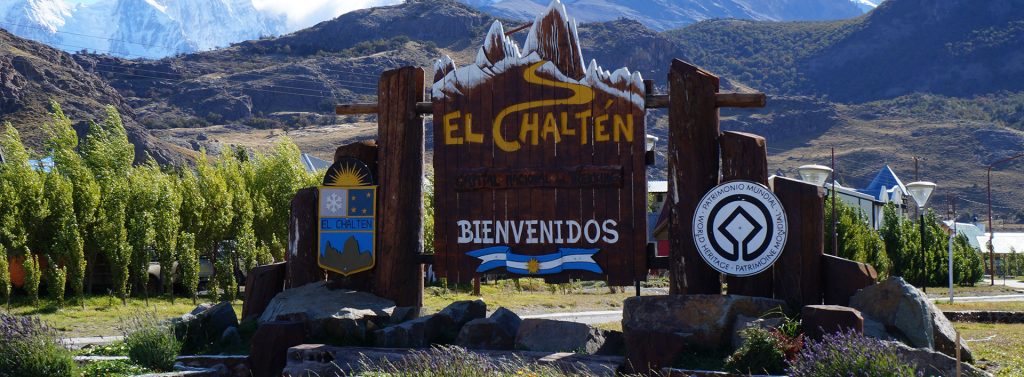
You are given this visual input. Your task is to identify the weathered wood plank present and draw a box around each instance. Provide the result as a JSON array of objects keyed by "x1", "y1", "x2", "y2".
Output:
[
  {"x1": 373, "y1": 67, "x2": 425, "y2": 307},
  {"x1": 667, "y1": 59, "x2": 721, "y2": 295},
  {"x1": 771, "y1": 176, "x2": 824, "y2": 308},
  {"x1": 720, "y1": 131, "x2": 773, "y2": 298},
  {"x1": 335, "y1": 93, "x2": 764, "y2": 115},
  {"x1": 286, "y1": 188, "x2": 325, "y2": 288}
]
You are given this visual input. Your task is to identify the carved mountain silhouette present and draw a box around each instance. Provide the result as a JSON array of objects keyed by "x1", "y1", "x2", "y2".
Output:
[{"x1": 323, "y1": 235, "x2": 373, "y2": 273}]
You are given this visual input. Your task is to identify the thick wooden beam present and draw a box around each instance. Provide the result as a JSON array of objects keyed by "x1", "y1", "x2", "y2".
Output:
[
  {"x1": 720, "y1": 131, "x2": 773, "y2": 298},
  {"x1": 771, "y1": 176, "x2": 824, "y2": 308},
  {"x1": 286, "y1": 188, "x2": 326, "y2": 288},
  {"x1": 667, "y1": 59, "x2": 721, "y2": 295},
  {"x1": 335, "y1": 93, "x2": 764, "y2": 115},
  {"x1": 373, "y1": 67, "x2": 425, "y2": 308}
]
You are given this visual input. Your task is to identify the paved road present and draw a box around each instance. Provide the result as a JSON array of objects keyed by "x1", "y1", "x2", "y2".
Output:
[
  {"x1": 65, "y1": 335, "x2": 124, "y2": 349},
  {"x1": 522, "y1": 310, "x2": 624, "y2": 325},
  {"x1": 943, "y1": 294, "x2": 1024, "y2": 303}
]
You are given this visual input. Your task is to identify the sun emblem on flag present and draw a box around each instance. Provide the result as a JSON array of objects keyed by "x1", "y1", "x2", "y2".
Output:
[
  {"x1": 324, "y1": 193, "x2": 344, "y2": 212},
  {"x1": 527, "y1": 258, "x2": 540, "y2": 274}
]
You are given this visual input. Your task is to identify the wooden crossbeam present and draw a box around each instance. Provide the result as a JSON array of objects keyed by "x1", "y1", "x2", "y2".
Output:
[{"x1": 335, "y1": 92, "x2": 765, "y2": 115}]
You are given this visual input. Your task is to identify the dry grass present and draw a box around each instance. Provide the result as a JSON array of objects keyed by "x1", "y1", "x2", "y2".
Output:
[
  {"x1": 423, "y1": 279, "x2": 635, "y2": 315},
  {"x1": 3, "y1": 295, "x2": 242, "y2": 338},
  {"x1": 956, "y1": 322, "x2": 1024, "y2": 377},
  {"x1": 935, "y1": 301, "x2": 1024, "y2": 312}
]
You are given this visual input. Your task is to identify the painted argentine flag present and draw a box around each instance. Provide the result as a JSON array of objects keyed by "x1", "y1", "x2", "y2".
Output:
[{"x1": 466, "y1": 247, "x2": 602, "y2": 275}]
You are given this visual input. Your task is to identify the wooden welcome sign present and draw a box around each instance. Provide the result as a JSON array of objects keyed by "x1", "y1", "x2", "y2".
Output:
[{"x1": 431, "y1": 1, "x2": 647, "y2": 285}]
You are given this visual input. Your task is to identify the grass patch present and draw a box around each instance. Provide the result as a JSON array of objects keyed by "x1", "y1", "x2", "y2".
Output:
[
  {"x1": 935, "y1": 301, "x2": 1024, "y2": 312},
  {"x1": 955, "y1": 322, "x2": 1024, "y2": 377},
  {"x1": 2, "y1": 295, "x2": 242, "y2": 338},
  {"x1": 423, "y1": 279, "x2": 635, "y2": 314},
  {"x1": 80, "y1": 359, "x2": 152, "y2": 377},
  {"x1": 924, "y1": 284, "x2": 1022, "y2": 297}
]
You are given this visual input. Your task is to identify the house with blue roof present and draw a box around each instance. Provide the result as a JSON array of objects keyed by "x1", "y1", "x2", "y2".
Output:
[{"x1": 824, "y1": 165, "x2": 911, "y2": 229}]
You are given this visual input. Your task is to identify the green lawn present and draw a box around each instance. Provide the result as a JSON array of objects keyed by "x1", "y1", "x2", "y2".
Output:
[
  {"x1": 934, "y1": 301, "x2": 1024, "y2": 312},
  {"x1": 423, "y1": 279, "x2": 636, "y2": 314},
  {"x1": 923, "y1": 284, "x2": 1022, "y2": 298},
  {"x1": 2, "y1": 295, "x2": 242, "y2": 338},
  {"x1": 956, "y1": 322, "x2": 1024, "y2": 377}
]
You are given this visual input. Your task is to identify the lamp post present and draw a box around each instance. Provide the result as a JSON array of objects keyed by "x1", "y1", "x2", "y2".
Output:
[
  {"x1": 987, "y1": 152, "x2": 1024, "y2": 285},
  {"x1": 798, "y1": 164, "x2": 839, "y2": 256},
  {"x1": 907, "y1": 181, "x2": 937, "y2": 293}
]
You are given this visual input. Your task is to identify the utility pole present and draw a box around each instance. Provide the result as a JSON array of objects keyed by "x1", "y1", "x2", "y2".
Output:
[
  {"x1": 948, "y1": 194, "x2": 956, "y2": 304},
  {"x1": 831, "y1": 148, "x2": 837, "y2": 256}
]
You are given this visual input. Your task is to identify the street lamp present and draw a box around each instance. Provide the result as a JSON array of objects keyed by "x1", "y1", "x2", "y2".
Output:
[
  {"x1": 800, "y1": 163, "x2": 838, "y2": 255},
  {"x1": 987, "y1": 152, "x2": 1024, "y2": 285},
  {"x1": 798, "y1": 164, "x2": 832, "y2": 187},
  {"x1": 907, "y1": 181, "x2": 937, "y2": 293}
]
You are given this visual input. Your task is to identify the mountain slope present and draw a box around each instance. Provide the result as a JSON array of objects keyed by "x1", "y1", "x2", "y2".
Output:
[
  {"x1": 0, "y1": 28, "x2": 186, "y2": 163},
  {"x1": 461, "y1": 0, "x2": 870, "y2": 31},
  {"x1": 667, "y1": 0, "x2": 1024, "y2": 102}
]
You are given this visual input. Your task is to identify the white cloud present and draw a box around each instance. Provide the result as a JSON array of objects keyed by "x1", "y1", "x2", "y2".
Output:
[{"x1": 253, "y1": 0, "x2": 404, "y2": 30}]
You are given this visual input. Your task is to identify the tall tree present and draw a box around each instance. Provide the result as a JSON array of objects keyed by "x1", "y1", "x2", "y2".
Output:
[
  {"x1": 152, "y1": 170, "x2": 182, "y2": 300},
  {"x1": 178, "y1": 232, "x2": 200, "y2": 304},
  {"x1": 196, "y1": 151, "x2": 233, "y2": 298},
  {"x1": 0, "y1": 123, "x2": 46, "y2": 257},
  {"x1": 43, "y1": 170, "x2": 85, "y2": 304},
  {"x1": 45, "y1": 104, "x2": 101, "y2": 294}
]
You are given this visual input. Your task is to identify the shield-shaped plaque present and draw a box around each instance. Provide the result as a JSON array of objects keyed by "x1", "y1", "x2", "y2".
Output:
[{"x1": 318, "y1": 158, "x2": 377, "y2": 276}]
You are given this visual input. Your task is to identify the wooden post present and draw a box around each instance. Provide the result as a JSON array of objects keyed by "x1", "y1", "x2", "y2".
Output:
[
  {"x1": 667, "y1": 59, "x2": 721, "y2": 295},
  {"x1": 287, "y1": 188, "x2": 326, "y2": 288},
  {"x1": 372, "y1": 67, "x2": 425, "y2": 307},
  {"x1": 327, "y1": 141, "x2": 380, "y2": 292},
  {"x1": 771, "y1": 176, "x2": 824, "y2": 308},
  {"x1": 720, "y1": 131, "x2": 773, "y2": 298}
]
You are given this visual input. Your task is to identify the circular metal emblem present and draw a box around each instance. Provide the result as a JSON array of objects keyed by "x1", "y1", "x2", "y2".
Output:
[{"x1": 692, "y1": 180, "x2": 787, "y2": 277}]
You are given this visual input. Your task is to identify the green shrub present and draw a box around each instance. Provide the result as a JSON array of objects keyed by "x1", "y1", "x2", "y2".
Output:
[
  {"x1": 47, "y1": 264, "x2": 67, "y2": 308},
  {"x1": 0, "y1": 314, "x2": 76, "y2": 377},
  {"x1": 24, "y1": 254, "x2": 41, "y2": 306},
  {"x1": 724, "y1": 327, "x2": 787, "y2": 375},
  {"x1": 78, "y1": 341, "x2": 129, "y2": 356},
  {"x1": 123, "y1": 317, "x2": 181, "y2": 372},
  {"x1": 788, "y1": 330, "x2": 920, "y2": 377},
  {"x1": 215, "y1": 256, "x2": 237, "y2": 301},
  {"x1": 178, "y1": 232, "x2": 199, "y2": 303},
  {"x1": 0, "y1": 245, "x2": 9, "y2": 306},
  {"x1": 81, "y1": 359, "x2": 151, "y2": 377}
]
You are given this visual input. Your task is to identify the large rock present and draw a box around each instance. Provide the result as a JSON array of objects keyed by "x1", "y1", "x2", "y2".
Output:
[
  {"x1": 623, "y1": 294, "x2": 789, "y2": 374},
  {"x1": 889, "y1": 341, "x2": 989, "y2": 377},
  {"x1": 241, "y1": 262, "x2": 286, "y2": 322},
  {"x1": 822, "y1": 254, "x2": 877, "y2": 306},
  {"x1": 455, "y1": 307, "x2": 521, "y2": 350},
  {"x1": 624, "y1": 294, "x2": 790, "y2": 351},
  {"x1": 515, "y1": 319, "x2": 612, "y2": 354},
  {"x1": 801, "y1": 305, "x2": 864, "y2": 341},
  {"x1": 249, "y1": 321, "x2": 306, "y2": 377},
  {"x1": 258, "y1": 281, "x2": 395, "y2": 342},
  {"x1": 175, "y1": 301, "x2": 240, "y2": 354},
  {"x1": 850, "y1": 277, "x2": 973, "y2": 363},
  {"x1": 373, "y1": 300, "x2": 486, "y2": 347}
]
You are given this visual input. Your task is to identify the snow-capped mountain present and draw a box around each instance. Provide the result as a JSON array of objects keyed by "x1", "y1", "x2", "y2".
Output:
[
  {"x1": 459, "y1": 0, "x2": 881, "y2": 31},
  {"x1": 0, "y1": 0, "x2": 287, "y2": 59}
]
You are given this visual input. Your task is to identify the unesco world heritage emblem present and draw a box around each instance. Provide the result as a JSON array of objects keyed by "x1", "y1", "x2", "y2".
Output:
[
  {"x1": 318, "y1": 158, "x2": 377, "y2": 276},
  {"x1": 692, "y1": 180, "x2": 788, "y2": 277}
]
